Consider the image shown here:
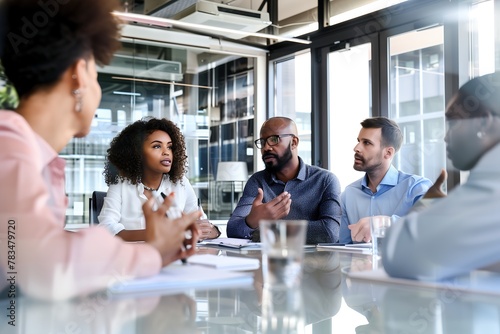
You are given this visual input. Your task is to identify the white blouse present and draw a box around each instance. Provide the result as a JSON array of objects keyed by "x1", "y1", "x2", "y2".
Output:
[{"x1": 98, "y1": 174, "x2": 205, "y2": 235}]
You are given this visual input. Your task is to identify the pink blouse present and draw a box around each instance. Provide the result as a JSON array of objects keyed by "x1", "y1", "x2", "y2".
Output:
[{"x1": 0, "y1": 111, "x2": 161, "y2": 300}]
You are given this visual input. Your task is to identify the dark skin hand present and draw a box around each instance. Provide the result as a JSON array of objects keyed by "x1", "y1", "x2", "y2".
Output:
[
  {"x1": 423, "y1": 168, "x2": 448, "y2": 199},
  {"x1": 245, "y1": 188, "x2": 292, "y2": 229}
]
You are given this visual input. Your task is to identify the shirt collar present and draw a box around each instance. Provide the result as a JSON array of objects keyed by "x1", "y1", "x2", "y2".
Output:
[
  {"x1": 296, "y1": 157, "x2": 306, "y2": 181},
  {"x1": 270, "y1": 157, "x2": 306, "y2": 183},
  {"x1": 361, "y1": 164, "x2": 398, "y2": 190},
  {"x1": 33, "y1": 126, "x2": 64, "y2": 169}
]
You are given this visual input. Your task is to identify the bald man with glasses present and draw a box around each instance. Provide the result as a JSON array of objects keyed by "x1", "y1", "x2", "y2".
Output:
[{"x1": 226, "y1": 117, "x2": 342, "y2": 244}]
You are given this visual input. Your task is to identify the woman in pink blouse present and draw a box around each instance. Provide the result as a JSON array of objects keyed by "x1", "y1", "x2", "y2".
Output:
[{"x1": 0, "y1": 0, "x2": 200, "y2": 300}]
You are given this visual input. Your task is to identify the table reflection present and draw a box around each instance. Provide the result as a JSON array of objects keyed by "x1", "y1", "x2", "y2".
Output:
[
  {"x1": 198, "y1": 250, "x2": 342, "y2": 333},
  {"x1": 261, "y1": 285, "x2": 305, "y2": 333},
  {"x1": 340, "y1": 251, "x2": 500, "y2": 334},
  {"x1": 0, "y1": 291, "x2": 197, "y2": 334},
  {"x1": 3, "y1": 249, "x2": 500, "y2": 334}
]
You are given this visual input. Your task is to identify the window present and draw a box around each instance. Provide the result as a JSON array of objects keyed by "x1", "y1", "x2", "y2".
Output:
[
  {"x1": 328, "y1": 43, "x2": 373, "y2": 190},
  {"x1": 272, "y1": 52, "x2": 312, "y2": 164},
  {"x1": 387, "y1": 26, "x2": 446, "y2": 185}
]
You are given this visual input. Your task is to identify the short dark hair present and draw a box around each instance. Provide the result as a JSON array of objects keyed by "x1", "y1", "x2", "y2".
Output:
[
  {"x1": 1, "y1": 0, "x2": 121, "y2": 98},
  {"x1": 103, "y1": 118, "x2": 188, "y2": 186},
  {"x1": 449, "y1": 72, "x2": 500, "y2": 119},
  {"x1": 360, "y1": 116, "x2": 403, "y2": 152}
]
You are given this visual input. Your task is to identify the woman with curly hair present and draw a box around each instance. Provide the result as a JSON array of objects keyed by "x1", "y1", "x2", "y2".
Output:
[{"x1": 99, "y1": 117, "x2": 221, "y2": 241}]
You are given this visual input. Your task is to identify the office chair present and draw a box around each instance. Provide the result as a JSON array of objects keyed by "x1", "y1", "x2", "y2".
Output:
[{"x1": 90, "y1": 191, "x2": 106, "y2": 224}]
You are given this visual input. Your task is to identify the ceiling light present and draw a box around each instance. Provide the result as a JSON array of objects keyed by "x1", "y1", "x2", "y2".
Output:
[
  {"x1": 112, "y1": 76, "x2": 213, "y2": 90},
  {"x1": 113, "y1": 11, "x2": 311, "y2": 45},
  {"x1": 113, "y1": 91, "x2": 141, "y2": 96}
]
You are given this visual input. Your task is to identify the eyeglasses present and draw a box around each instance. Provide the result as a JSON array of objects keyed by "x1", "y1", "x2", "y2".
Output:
[{"x1": 254, "y1": 134, "x2": 295, "y2": 149}]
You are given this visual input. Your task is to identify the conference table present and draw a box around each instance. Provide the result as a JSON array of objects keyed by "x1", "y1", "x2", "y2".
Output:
[{"x1": 2, "y1": 246, "x2": 500, "y2": 334}]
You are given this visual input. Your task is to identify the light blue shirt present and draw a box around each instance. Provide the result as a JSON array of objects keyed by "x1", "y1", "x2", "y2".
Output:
[{"x1": 339, "y1": 165, "x2": 432, "y2": 243}]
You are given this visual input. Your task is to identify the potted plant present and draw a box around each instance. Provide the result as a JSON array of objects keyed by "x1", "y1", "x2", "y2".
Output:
[{"x1": 0, "y1": 61, "x2": 18, "y2": 110}]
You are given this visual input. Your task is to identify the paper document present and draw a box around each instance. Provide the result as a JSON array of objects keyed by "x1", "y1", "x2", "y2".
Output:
[
  {"x1": 199, "y1": 237, "x2": 261, "y2": 249},
  {"x1": 348, "y1": 268, "x2": 500, "y2": 296},
  {"x1": 187, "y1": 254, "x2": 260, "y2": 271},
  {"x1": 108, "y1": 263, "x2": 254, "y2": 295},
  {"x1": 316, "y1": 243, "x2": 372, "y2": 253}
]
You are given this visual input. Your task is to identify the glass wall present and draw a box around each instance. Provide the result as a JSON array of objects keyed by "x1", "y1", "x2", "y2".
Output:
[
  {"x1": 63, "y1": 27, "x2": 266, "y2": 225},
  {"x1": 271, "y1": 52, "x2": 312, "y2": 165},
  {"x1": 328, "y1": 43, "x2": 372, "y2": 190},
  {"x1": 388, "y1": 26, "x2": 446, "y2": 185},
  {"x1": 469, "y1": 0, "x2": 495, "y2": 77}
]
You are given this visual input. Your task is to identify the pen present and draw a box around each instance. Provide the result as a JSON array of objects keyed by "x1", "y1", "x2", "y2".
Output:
[{"x1": 161, "y1": 192, "x2": 187, "y2": 264}]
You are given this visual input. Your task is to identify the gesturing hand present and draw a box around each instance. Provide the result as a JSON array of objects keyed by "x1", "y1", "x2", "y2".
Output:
[
  {"x1": 245, "y1": 188, "x2": 291, "y2": 228},
  {"x1": 143, "y1": 192, "x2": 201, "y2": 267},
  {"x1": 424, "y1": 168, "x2": 448, "y2": 199}
]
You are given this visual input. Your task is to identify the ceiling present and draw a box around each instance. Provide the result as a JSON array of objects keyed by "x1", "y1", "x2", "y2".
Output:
[
  {"x1": 122, "y1": 0, "x2": 317, "y2": 22},
  {"x1": 101, "y1": 0, "x2": 319, "y2": 101}
]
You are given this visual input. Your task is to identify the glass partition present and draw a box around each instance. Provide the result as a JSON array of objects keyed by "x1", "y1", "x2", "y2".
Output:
[
  {"x1": 328, "y1": 43, "x2": 372, "y2": 191},
  {"x1": 387, "y1": 26, "x2": 445, "y2": 185},
  {"x1": 62, "y1": 30, "x2": 263, "y2": 225},
  {"x1": 271, "y1": 52, "x2": 312, "y2": 165}
]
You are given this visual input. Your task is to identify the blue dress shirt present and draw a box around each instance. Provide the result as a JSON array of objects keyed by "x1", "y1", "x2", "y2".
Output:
[
  {"x1": 339, "y1": 165, "x2": 432, "y2": 243},
  {"x1": 226, "y1": 157, "x2": 342, "y2": 244}
]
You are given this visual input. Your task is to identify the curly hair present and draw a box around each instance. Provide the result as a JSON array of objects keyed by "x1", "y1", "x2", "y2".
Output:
[
  {"x1": 104, "y1": 117, "x2": 188, "y2": 186},
  {"x1": 1, "y1": 0, "x2": 121, "y2": 98}
]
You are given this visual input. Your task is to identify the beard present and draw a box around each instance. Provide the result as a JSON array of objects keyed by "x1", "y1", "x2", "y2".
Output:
[
  {"x1": 353, "y1": 153, "x2": 383, "y2": 173},
  {"x1": 263, "y1": 145, "x2": 293, "y2": 173}
]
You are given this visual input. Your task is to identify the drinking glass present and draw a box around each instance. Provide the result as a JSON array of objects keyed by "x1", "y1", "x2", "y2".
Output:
[{"x1": 260, "y1": 220, "x2": 308, "y2": 288}]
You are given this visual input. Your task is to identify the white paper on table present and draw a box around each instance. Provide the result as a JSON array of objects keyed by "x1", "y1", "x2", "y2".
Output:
[{"x1": 108, "y1": 263, "x2": 254, "y2": 295}]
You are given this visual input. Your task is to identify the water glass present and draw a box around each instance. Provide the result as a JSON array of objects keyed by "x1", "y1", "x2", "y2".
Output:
[
  {"x1": 370, "y1": 215, "x2": 392, "y2": 257},
  {"x1": 260, "y1": 220, "x2": 308, "y2": 288}
]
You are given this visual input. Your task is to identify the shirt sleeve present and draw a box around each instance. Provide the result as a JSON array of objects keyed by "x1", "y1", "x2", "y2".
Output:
[
  {"x1": 226, "y1": 176, "x2": 260, "y2": 239},
  {"x1": 303, "y1": 172, "x2": 342, "y2": 244},
  {"x1": 180, "y1": 176, "x2": 202, "y2": 216},
  {"x1": 98, "y1": 183, "x2": 126, "y2": 235},
  {"x1": 407, "y1": 176, "x2": 433, "y2": 205},
  {"x1": 339, "y1": 191, "x2": 353, "y2": 244}
]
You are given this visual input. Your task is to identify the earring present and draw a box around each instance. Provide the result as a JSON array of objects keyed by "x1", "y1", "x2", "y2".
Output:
[
  {"x1": 72, "y1": 89, "x2": 82, "y2": 112},
  {"x1": 477, "y1": 131, "x2": 485, "y2": 139}
]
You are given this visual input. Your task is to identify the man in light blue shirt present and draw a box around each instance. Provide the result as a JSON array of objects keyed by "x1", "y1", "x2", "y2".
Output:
[{"x1": 339, "y1": 117, "x2": 432, "y2": 244}]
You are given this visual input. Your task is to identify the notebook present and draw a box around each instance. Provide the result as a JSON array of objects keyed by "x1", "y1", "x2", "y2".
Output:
[
  {"x1": 186, "y1": 254, "x2": 260, "y2": 271},
  {"x1": 199, "y1": 237, "x2": 262, "y2": 249},
  {"x1": 108, "y1": 263, "x2": 254, "y2": 295}
]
